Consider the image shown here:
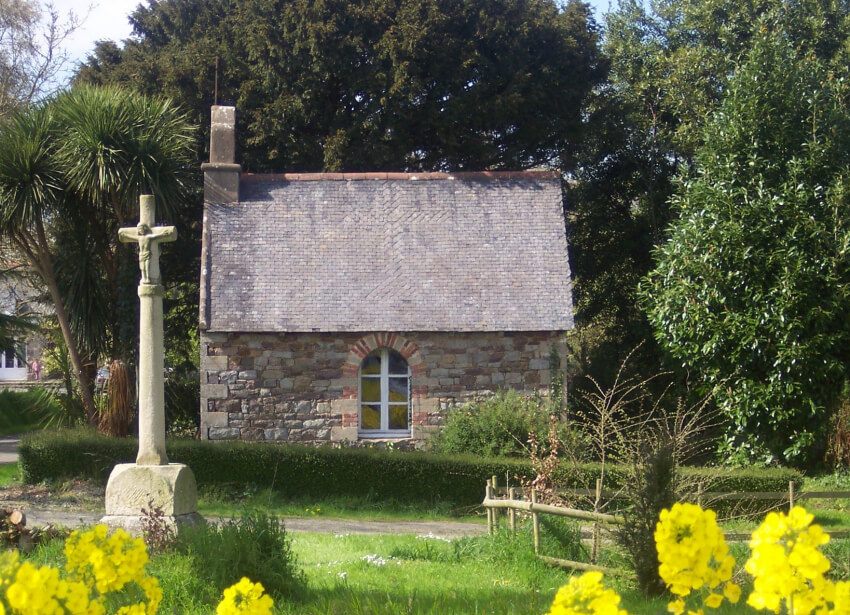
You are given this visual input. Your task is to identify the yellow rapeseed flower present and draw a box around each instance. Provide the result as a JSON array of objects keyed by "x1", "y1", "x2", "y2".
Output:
[
  {"x1": 215, "y1": 577, "x2": 275, "y2": 615},
  {"x1": 546, "y1": 571, "x2": 628, "y2": 615},
  {"x1": 654, "y1": 503, "x2": 740, "y2": 612},
  {"x1": 745, "y1": 506, "x2": 835, "y2": 614}
]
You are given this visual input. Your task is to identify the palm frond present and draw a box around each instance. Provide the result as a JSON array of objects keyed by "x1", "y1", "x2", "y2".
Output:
[
  {"x1": 53, "y1": 85, "x2": 196, "y2": 221},
  {"x1": 0, "y1": 105, "x2": 64, "y2": 235}
]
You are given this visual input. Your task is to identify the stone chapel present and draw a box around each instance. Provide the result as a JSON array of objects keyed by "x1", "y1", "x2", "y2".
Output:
[{"x1": 199, "y1": 106, "x2": 574, "y2": 445}]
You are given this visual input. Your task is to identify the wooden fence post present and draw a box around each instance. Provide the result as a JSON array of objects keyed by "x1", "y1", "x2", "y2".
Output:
[
  {"x1": 491, "y1": 475, "x2": 500, "y2": 531},
  {"x1": 508, "y1": 487, "x2": 517, "y2": 534},
  {"x1": 531, "y1": 488, "x2": 540, "y2": 555},
  {"x1": 789, "y1": 480, "x2": 796, "y2": 511},
  {"x1": 486, "y1": 480, "x2": 494, "y2": 535},
  {"x1": 591, "y1": 477, "x2": 602, "y2": 564}
]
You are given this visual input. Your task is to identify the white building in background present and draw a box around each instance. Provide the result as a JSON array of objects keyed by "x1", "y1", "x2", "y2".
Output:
[{"x1": 0, "y1": 264, "x2": 46, "y2": 382}]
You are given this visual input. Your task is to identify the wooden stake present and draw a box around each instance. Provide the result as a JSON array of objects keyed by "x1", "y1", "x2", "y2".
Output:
[
  {"x1": 532, "y1": 488, "x2": 540, "y2": 555},
  {"x1": 486, "y1": 481, "x2": 494, "y2": 535},
  {"x1": 789, "y1": 480, "x2": 796, "y2": 511},
  {"x1": 508, "y1": 487, "x2": 517, "y2": 534},
  {"x1": 591, "y1": 477, "x2": 601, "y2": 564},
  {"x1": 491, "y1": 476, "x2": 499, "y2": 530}
]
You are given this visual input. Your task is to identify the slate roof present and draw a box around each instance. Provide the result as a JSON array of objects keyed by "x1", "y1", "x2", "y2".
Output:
[{"x1": 201, "y1": 171, "x2": 573, "y2": 332}]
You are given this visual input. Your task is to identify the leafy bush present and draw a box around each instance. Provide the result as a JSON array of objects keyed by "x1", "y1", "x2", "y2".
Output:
[
  {"x1": 0, "y1": 388, "x2": 82, "y2": 434},
  {"x1": 643, "y1": 32, "x2": 850, "y2": 466},
  {"x1": 19, "y1": 429, "x2": 803, "y2": 509},
  {"x1": 432, "y1": 390, "x2": 579, "y2": 458},
  {"x1": 175, "y1": 511, "x2": 302, "y2": 599},
  {"x1": 615, "y1": 442, "x2": 676, "y2": 596},
  {"x1": 0, "y1": 390, "x2": 49, "y2": 434}
]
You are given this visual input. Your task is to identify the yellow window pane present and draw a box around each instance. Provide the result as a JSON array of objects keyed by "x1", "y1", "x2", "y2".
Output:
[
  {"x1": 361, "y1": 353, "x2": 381, "y2": 375},
  {"x1": 389, "y1": 405, "x2": 408, "y2": 430},
  {"x1": 361, "y1": 405, "x2": 380, "y2": 430},
  {"x1": 361, "y1": 378, "x2": 380, "y2": 402}
]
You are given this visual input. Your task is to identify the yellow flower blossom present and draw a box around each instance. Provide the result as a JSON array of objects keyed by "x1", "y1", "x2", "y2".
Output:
[
  {"x1": 745, "y1": 506, "x2": 835, "y2": 614},
  {"x1": 5, "y1": 560, "x2": 103, "y2": 615},
  {"x1": 215, "y1": 577, "x2": 275, "y2": 615},
  {"x1": 64, "y1": 525, "x2": 149, "y2": 595},
  {"x1": 547, "y1": 571, "x2": 628, "y2": 615},
  {"x1": 654, "y1": 503, "x2": 740, "y2": 612}
]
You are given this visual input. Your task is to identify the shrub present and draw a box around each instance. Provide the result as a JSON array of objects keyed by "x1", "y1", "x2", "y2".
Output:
[
  {"x1": 0, "y1": 389, "x2": 53, "y2": 434},
  {"x1": 432, "y1": 390, "x2": 579, "y2": 458},
  {"x1": 175, "y1": 511, "x2": 302, "y2": 600},
  {"x1": 18, "y1": 429, "x2": 803, "y2": 510},
  {"x1": 614, "y1": 442, "x2": 676, "y2": 596}
]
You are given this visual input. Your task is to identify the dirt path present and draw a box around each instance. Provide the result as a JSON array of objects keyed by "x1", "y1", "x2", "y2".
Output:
[
  {"x1": 11, "y1": 506, "x2": 486, "y2": 538},
  {"x1": 0, "y1": 436, "x2": 20, "y2": 464}
]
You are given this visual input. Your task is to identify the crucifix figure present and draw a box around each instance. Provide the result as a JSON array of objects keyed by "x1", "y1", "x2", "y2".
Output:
[
  {"x1": 118, "y1": 195, "x2": 176, "y2": 465},
  {"x1": 119, "y1": 215, "x2": 176, "y2": 285}
]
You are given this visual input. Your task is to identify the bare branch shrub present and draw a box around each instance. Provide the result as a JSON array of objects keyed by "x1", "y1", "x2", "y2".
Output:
[
  {"x1": 562, "y1": 345, "x2": 722, "y2": 595},
  {"x1": 140, "y1": 500, "x2": 176, "y2": 554},
  {"x1": 827, "y1": 396, "x2": 850, "y2": 468}
]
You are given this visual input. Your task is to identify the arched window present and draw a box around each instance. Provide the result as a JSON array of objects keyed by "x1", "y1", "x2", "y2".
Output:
[{"x1": 359, "y1": 348, "x2": 411, "y2": 436}]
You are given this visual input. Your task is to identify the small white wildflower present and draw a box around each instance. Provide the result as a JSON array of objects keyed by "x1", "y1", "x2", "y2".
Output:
[
  {"x1": 361, "y1": 554, "x2": 388, "y2": 566},
  {"x1": 337, "y1": 571, "x2": 348, "y2": 580},
  {"x1": 415, "y1": 532, "x2": 452, "y2": 542}
]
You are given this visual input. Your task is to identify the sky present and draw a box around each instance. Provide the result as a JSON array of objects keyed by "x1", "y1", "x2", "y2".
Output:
[{"x1": 53, "y1": 0, "x2": 612, "y2": 71}]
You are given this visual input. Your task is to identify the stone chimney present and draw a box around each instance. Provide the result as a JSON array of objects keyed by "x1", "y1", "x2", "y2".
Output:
[
  {"x1": 201, "y1": 106, "x2": 240, "y2": 203},
  {"x1": 199, "y1": 106, "x2": 240, "y2": 332}
]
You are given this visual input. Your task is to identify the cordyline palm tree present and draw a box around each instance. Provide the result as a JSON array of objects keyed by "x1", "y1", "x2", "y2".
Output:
[
  {"x1": 0, "y1": 106, "x2": 98, "y2": 416},
  {"x1": 0, "y1": 86, "x2": 195, "y2": 424},
  {"x1": 54, "y1": 86, "x2": 195, "y2": 430}
]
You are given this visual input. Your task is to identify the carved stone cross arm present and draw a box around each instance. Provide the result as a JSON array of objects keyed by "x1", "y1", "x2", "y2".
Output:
[{"x1": 118, "y1": 220, "x2": 177, "y2": 286}]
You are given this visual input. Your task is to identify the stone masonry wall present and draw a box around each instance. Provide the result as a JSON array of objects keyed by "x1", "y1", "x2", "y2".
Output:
[{"x1": 200, "y1": 331, "x2": 566, "y2": 445}]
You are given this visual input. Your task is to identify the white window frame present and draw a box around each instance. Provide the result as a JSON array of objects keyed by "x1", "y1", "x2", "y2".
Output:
[
  {"x1": 0, "y1": 341, "x2": 27, "y2": 380},
  {"x1": 358, "y1": 348, "x2": 411, "y2": 438}
]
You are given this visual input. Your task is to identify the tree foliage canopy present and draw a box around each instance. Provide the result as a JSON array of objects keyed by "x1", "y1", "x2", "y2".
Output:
[
  {"x1": 77, "y1": 0, "x2": 605, "y2": 172},
  {"x1": 568, "y1": 0, "x2": 850, "y2": 389},
  {"x1": 644, "y1": 31, "x2": 850, "y2": 464}
]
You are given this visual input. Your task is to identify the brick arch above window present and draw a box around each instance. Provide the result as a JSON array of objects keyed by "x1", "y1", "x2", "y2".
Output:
[
  {"x1": 341, "y1": 333, "x2": 425, "y2": 381},
  {"x1": 342, "y1": 333, "x2": 425, "y2": 399}
]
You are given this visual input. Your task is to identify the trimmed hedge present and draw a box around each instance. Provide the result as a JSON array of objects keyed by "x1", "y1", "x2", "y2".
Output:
[
  {"x1": 19, "y1": 429, "x2": 803, "y2": 509},
  {"x1": 19, "y1": 429, "x2": 528, "y2": 506}
]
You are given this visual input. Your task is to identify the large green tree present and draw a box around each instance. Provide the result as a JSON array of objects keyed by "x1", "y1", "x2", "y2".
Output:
[
  {"x1": 77, "y1": 0, "x2": 604, "y2": 172},
  {"x1": 567, "y1": 0, "x2": 850, "y2": 388},
  {"x1": 644, "y1": 31, "x2": 850, "y2": 465}
]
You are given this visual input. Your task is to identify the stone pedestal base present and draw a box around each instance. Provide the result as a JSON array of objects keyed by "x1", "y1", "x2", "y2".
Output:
[{"x1": 102, "y1": 463, "x2": 202, "y2": 533}]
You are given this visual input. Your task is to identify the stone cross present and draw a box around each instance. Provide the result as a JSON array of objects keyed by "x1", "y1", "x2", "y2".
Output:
[{"x1": 118, "y1": 195, "x2": 176, "y2": 465}]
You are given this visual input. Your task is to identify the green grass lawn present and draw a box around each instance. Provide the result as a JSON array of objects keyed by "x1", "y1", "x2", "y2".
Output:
[
  {"x1": 0, "y1": 463, "x2": 18, "y2": 487},
  {"x1": 18, "y1": 516, "x2": 850, "y2": 614},
  {"x1": 197, "y1": 486, "x2": 484, "y2": 524}
]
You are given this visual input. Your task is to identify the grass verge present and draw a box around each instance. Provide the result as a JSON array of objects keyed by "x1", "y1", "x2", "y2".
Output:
[
  {"x1": 0, "y1": 463, "x2": 18, "y2": 487},
  {"x1": 197, "y1": 486, "x2": 483, "y2": 523},
  {"x1": 19, "y1": 522, "x2": 850, "y2": 614}
]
